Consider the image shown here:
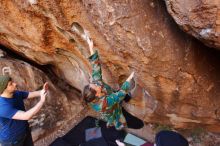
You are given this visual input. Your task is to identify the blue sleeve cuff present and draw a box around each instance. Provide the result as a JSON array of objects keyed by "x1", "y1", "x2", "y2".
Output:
[
  {"x1": 14, "y1": 91, "x2": 29, "y2": 100},
  {"x1": 88, "y1": 50, "x2": 99, "y2": 61},
  {"x1": 22, "y1": 92, "x2": 29, "y2": 99}
]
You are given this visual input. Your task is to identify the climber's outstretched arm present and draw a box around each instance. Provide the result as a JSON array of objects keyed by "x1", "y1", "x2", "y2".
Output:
[
  {"x1": 88, "y1": 39, "x2": 103, "y2": 83},
  {"x1": 126, "y1": 71, "x2": 135, "y2": 82},
  {"x1": 119, "y1": 71, "x2": 134, "y2": 94},
  {"x1": 88, "y1": 38, "x2": 94, "y2": 55},
  {"x1": 109, "y1": 72, "x2": 135, "y2": 103}
]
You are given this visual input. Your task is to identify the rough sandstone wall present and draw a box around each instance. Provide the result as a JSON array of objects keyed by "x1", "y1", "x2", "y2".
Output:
[
  {"x1": 165, "y1": 0, "x2": 220, "y2": 49},
  {"x1": 0, "y1": 0, "x2": 220, "y2": 134},
  {"x1": 81, "y1": 0, "x2": 220, "y2": 132}
]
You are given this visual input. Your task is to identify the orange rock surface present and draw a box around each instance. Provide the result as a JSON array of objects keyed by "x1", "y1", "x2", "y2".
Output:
[{"x1": 1, "y1": 0, "x2": 220, "y2": 133}]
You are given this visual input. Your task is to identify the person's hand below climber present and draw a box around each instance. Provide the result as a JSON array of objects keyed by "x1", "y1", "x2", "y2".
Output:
[{"x1": 116, "y1": 140, "x2": 125, "y2": 146}]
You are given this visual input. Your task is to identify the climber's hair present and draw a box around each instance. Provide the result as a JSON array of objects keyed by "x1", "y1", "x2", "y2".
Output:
[{"x1": 82, "y1": 84, "x2": 97, "y2": 103}]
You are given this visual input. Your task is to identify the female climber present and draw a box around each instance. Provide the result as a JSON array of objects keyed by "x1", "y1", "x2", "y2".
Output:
[{"x1": 82, "y1": 39, "x2": 135, "y2": 130}]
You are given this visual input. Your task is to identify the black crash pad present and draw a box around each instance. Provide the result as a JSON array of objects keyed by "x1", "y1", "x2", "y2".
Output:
[{"x1": 50, "y1": 116, "x2": 126, "y2": 146}]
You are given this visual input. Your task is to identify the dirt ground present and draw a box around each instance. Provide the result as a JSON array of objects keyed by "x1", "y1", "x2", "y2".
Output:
[{"x1": 35, "y1": 106, "x2": 220, "y2": 146}]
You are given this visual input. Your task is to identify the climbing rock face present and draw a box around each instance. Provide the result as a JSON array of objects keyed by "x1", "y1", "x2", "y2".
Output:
[
  {"x1": 164, "y1": 0, "x2": 220, "y2": 49},
  {"x1": 0, "y1": 0, "x2": 92, "y2": 91},
  {"x1": 1, "y1": 0, "x2": 220, "y2": 136},
  {"x1": 82, "y1": 0, "x2": 220, "y2": 132},
  {"x1": 0, "y1": 53, "x2": 83, "y2": 141}
]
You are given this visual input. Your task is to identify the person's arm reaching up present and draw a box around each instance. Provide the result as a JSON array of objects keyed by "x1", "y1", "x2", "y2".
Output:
[
  {"x1": 120, "y1": 71, "x2": 135, "y2": 92},
  {"x1": 88, "y1": 39, "x2": 103, "y2": 83},
  {"x1": 88, "y1": 38, "x2": 94, "y2": 55},
  {"x1": 27, "y1": 82, "x2": 49, "y2": 99},
  {"x1": 126, "y1": 71, "x2": 135, "y2": 82},
  {"x1": 112, "y1": 72, "x2": 135, "y2": 103},
  {"x1": 12, "y1": 90, "x2": 47, "y2": 120}
]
